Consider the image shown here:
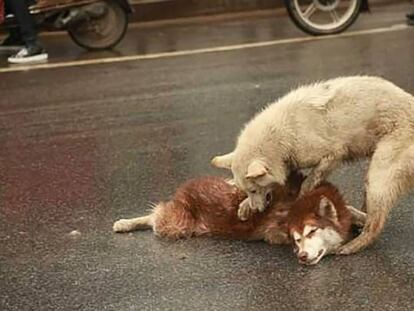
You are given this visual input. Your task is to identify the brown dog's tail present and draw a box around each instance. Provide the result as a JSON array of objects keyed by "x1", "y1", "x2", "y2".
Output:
[
  {"x1": 113, "y1": 200, "x2": 199, "y2": 239},
  {"x1": 113, "y1": 214, "x2": 154, "y2": 233}
]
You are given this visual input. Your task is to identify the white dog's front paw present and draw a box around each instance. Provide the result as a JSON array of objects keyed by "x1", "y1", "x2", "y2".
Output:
[
  {"x1": 237, "y1": 198, "x2": 256, "y2": 221},
  {"x1": 238, "y1": 205, "x2": 251, "y2": 221},
  {"x1": 113, "y1": 219, "x2": 133, "y2": 233}
]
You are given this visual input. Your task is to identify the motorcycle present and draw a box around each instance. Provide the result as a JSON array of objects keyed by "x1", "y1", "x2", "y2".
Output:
[
  {"x1": 0, "y1": 0, "x2": 369, "y2": 50},
  {"x1": 1, "y1": 0, "x2": 132, "y2": 50},
  {"x1": 284, "y1": 0, "x2": 369, "y2": 35}
]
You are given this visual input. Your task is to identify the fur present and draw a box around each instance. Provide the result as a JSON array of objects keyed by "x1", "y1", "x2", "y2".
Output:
[
  {"x1": 212, "y1": 76, "x2": 414, "y2": 254},
  {"x1": 288, "y1": 182, "x2": 358, "y2": 265},
  {"x1": 288, "y1": 183, "x2": 353, "y2": 241},
  {"x1": 113, "y1": 172, "x2": 304, "y2": 244},
  {"x1": 113, "y1": 173, "x2": 366, "y2": 264}
]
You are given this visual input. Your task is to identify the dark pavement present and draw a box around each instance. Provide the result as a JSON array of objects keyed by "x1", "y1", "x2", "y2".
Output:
[{"x1": 1, "y1": 3, "x2": 414, "y2": 311}]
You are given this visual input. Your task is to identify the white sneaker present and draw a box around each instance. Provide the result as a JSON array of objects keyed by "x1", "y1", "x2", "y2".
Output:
[{"x1": 8, "y1": 45, "x2": 48, "y2": 64}]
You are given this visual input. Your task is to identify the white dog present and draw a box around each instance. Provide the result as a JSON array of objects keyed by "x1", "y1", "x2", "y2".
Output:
[{"x1": 212, "y1": 76, "x2": 414, "y2": 255}]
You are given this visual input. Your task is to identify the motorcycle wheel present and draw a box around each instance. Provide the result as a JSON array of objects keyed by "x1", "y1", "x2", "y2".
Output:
[
  {"x1": 68, "y1": 0, "x2": 128, "y2": 50},
  {"x1": 284, "y1": 0, "x2": 362, "y2": 36}
]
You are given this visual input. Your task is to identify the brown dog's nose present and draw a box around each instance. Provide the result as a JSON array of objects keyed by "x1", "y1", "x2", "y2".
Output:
[{"x1": 298, "y1": 252, "x2": 308, "y2": 263}]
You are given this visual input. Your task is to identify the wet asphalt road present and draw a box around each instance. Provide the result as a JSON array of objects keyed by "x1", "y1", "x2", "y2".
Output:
[{"x1": 1, "y1": 3, "x2": 414, "y2": 311}]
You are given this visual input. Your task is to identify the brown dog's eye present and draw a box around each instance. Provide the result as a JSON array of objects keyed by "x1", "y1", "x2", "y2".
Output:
[
  {"x1": 251, "y1": 190, "x2": 256, "y2": 194},
  {"x1": 307, "y1": 229, "x2": 318, "y2": 238}
]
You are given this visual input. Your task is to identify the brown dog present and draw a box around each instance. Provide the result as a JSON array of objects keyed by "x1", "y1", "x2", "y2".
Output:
[
  {"x1": 113, "y1": 172, "x2": 304, "y2": 244},
  {"x1": 113, "y1": 173, "x2": 367, "y2": 264}
]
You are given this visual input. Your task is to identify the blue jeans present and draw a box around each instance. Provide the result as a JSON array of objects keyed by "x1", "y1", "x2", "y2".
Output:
[{"x1": 5, "y1": 0, "x2": 38, "y2": 46}]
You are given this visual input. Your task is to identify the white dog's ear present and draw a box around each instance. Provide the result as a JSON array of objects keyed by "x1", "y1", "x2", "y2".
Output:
[
  {"x1": 318, "y1": 196, "x2": 337, "y2": 222},
  {"x1": 246, "y1": 160, "x2": 279, "y2": 187},
  {"x1": 246, "y1": 160, "x2": 267, "y2": 178},
  {"x1": 211, "y1": 152, "x2": 234, "y2": 169}
]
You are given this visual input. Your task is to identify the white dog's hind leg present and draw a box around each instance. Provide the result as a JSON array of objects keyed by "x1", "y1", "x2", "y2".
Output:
[
  {"x1": 300, "y1": 154, "x2": 341, "y2": 196},
  {"x1": 113, "y1": 215, "x2": 154, "y2": 233},
  {"x1": 338, "y1": 139, "x2": 414, "y2": 255},
  {"x1": 338, "y1": 191, "x2": 393, "y2": 255}
]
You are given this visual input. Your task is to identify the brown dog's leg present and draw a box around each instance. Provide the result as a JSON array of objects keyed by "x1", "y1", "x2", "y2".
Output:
[
  {"x1": 263, "y1": 231, "x2": 290, "y2": 245},
  {"x1": 113, "y1": 215, "x2": 154, "y2": 233}
]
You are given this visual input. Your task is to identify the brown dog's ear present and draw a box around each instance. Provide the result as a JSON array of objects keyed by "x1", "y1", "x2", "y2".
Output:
[
  {"x1": 245, "y1": 160, "x2": 279, "y2": 187},
  {"x1": 318, "y1": 196, "x2": 338, "y2": 222},
  {"x1": 211, "y1": 152, "x2": 234, "y2": 169}
]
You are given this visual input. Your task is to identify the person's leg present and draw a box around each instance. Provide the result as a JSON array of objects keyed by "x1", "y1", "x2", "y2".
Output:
[
  {"x1": 0, "y1": 1, "x2": 24, "y2": 49},
  {"x1": 5, "y1": 0, "x2": 37, "y2": 46},
  {"x1": 5, "y1": 0, "x2": 48, "y2": 63},
  {"x1": 407, "y1": 11, "x2": 414, "y2": 26}
]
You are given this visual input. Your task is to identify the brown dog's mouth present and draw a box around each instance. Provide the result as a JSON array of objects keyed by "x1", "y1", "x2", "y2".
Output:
[{"x1": 301, "y1": 249, "x2": 326, "y2": 265}]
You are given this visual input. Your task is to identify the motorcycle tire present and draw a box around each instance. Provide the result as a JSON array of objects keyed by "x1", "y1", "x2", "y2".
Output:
[
  {"x1": 68, "y1": 0, "x2": 128, "y2": 50},
  {"x1": 284, "y1": 0, "x2": 363, "y2": 36}
]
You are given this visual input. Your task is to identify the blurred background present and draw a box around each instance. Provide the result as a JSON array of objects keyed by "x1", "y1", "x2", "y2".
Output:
[{"x1": 1, "y1": 1, "x2": 414, "y2": 311}]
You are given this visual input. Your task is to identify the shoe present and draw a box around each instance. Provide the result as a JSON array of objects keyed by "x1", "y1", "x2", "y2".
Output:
[
  {"x1": 7, "y1": 44, "x2": 48, "y2": 64},
  {"x1": 0, "y1": 35, "x2": 25, "y2": 51},
  {"x1": 407, "y1": 12, "x2": 414, "y2": 26}
]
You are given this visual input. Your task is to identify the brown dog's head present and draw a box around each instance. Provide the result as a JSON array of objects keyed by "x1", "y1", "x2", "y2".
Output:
[{"x1": 287, "y1": 184, "x2": 352, "y2": 265}]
